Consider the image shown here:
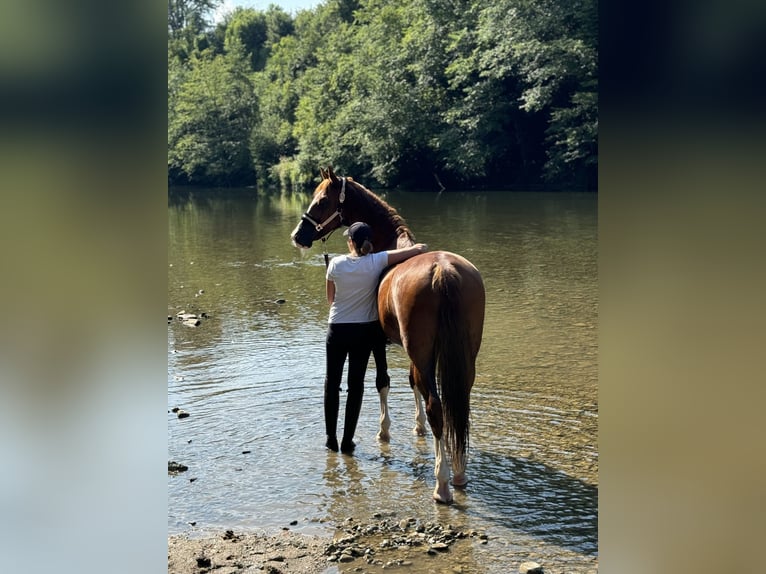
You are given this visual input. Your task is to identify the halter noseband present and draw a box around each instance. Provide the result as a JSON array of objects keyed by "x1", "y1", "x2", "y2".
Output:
[{"x1": 301, "y1": 177, "x2": 347, "y2": 232}]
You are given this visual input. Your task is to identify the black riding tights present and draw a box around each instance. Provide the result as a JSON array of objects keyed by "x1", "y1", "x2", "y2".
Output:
[{"x1": 324, "y1": 322, "x2": 379, "y2": 451}]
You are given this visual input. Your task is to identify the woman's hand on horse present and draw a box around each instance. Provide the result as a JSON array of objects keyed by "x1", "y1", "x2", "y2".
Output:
[{"x1": 386, "y1": 243, "x2": 428, "y2": 266}]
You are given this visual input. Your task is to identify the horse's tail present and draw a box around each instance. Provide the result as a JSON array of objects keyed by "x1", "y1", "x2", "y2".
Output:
[{"x1": 431, "y1": 259, "x2": 471, "y2": 472}]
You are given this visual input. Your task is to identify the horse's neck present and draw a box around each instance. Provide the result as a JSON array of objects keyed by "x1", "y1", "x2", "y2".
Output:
[
  {"x1": 349, "y1": 184, "x2": 415, "y2": 251},
  {"x1": 395, "y1": 230, "x2": 415, "y2": 249}
]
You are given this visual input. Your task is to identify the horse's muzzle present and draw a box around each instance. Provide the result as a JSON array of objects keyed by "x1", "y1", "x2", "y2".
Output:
[{"x1": 290, "y1": 221, "x2": 314, "y2": 249}]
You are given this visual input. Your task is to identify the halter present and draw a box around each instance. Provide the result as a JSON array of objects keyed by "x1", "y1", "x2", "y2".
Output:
[{"x1": 301, "y1": 177, "x2": 346, "y2": 232}]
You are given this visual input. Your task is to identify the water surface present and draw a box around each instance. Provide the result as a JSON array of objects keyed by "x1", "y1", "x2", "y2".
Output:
[{"x1": 168, "y1": 188, "x2": 597, "y2": 572}]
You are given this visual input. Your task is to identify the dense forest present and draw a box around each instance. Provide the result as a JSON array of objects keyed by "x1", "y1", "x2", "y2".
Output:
[{"x1": 168, "y1": 0, "x2": 597, "y2": 190}]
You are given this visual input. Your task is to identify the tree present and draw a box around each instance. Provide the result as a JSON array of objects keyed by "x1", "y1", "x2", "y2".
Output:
[
  {"x1": 168, "y1": 44, "x2": 257, "y2": 185},
  {"x1": 168, "y1": 0, "x2": 598, "y2": 190},
  {"x1": 250, "y1": 35, "x2": 303, "y2": 185},
  {"x1": 471, "y1": 0, "x2": 598, "y2": 186},
  {"x1": 168, "y1": 0, "x2": 220, "y2": 37}
]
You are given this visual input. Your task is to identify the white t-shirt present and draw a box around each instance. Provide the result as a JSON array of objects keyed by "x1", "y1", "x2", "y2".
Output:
[{"x1": 326, "y1": 251, "x2": 389, "y2": 324}]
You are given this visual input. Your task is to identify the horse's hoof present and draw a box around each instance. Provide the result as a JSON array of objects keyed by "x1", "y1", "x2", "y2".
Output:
[
  {"x1": 432, "y1": 491, "x2": 453, "y2": 504},
  {"x1": 432, "y1": 484, "x2": 453, "y2": 504},
  {"x1": 376, "y1": 431, "x2": 391, "y2": 442},
  {"x1": 412, "y1": 426, "x2": 427, "y2": 437},
  {"x1": 452, "y1": 475, "x2": 468, "y2": 488}
]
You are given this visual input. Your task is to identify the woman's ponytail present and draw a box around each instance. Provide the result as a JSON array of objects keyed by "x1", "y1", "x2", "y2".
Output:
[{"x1": 358, "y1": 239, "x2": 374, "y2": 255}]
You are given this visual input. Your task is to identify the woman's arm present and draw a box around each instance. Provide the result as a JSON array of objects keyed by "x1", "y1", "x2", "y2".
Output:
[
  {"x1": 386, "y1": 243, "x2": 428, "y2": 266},
  {"x1": 326, "y1": 279, "x2": 336, "y2": 305}
]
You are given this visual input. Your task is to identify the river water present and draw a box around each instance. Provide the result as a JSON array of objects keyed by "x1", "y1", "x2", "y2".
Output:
[{"x1": 168, "y1": 188, "x2": 598, "y2": 572}]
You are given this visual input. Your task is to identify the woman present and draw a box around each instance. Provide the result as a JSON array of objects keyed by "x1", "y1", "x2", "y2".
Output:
[{"x1": 324, "y1": 221, "x2": 428, "y2": 453}]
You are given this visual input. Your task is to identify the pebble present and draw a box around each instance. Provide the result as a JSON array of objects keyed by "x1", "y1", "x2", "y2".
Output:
[
  {"x1": 519, "y1": 561, "x2": 544, "y2": 574},
  {"x1": 320, "y1": 514, "x2": 487, "y2": 567},
  {"x1": 168, "y1": 461, "x2": 188, "y2": 473}
]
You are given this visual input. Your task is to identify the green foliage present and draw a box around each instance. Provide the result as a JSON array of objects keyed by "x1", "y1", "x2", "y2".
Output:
[
  {"x1": 167, "y1": 0, "x2": 598, "y2": 190},
  {"x1": 505, "y1": 0, "x2": 596, "y2": 183},
  {"x1": 168, "y1": 45, "x2": 256, "y2": 186},
  {"x1": 168, "y1": 0, "x2": 221, "y2": 37},
  {"x1": 224, "y1": 9, "x2": 269, "y2": 70},
  {"x1": 222, "y1": 6, "x2": 293, "y2": 71}
]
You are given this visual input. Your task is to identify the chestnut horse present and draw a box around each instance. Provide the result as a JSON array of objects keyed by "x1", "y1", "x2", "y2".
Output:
[{"x1": 290, "y1": 168, "x2": 485, "y2": 503}]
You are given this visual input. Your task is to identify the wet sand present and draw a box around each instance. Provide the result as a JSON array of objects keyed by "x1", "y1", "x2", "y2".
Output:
[
  {"x1": 168, "y1": 515, "x2": 493, "y2": 574},
  {"x1": 168, "y1": 529, "x2": 330, "y2": 574}
]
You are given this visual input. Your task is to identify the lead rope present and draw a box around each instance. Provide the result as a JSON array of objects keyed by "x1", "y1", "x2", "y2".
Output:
[{"x1": 321, "y1": 227, "x2": 337, "y2": 269}]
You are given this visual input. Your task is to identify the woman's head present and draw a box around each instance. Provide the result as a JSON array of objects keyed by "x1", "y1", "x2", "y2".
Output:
[{"x1": 344, "y1": 222, "x2": 374, "y2": 255}]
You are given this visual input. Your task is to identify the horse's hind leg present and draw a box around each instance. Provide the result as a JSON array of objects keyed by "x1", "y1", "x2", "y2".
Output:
[
  {"x1": 452, "y1": 461, "x2": 468, "y2": 487},
  {"x1": 409, "y1": 365, "x2": 427, "y2": 436},
  {"x1": 372, "y1": 335, "x2": 391, "y2": 442},
  {"x1": 432, "y1": 434, "x2": 452, "y2": 503},
  {"x1": 451, "y1": 360, "x2": 476, "y2": 488},
  {"x1": 411, "y1": 363, "x2": 452, "y2": 503}
]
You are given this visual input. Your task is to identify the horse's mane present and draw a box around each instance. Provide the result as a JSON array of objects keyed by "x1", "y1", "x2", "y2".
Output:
[{"x1": 345, "y1": 178, "x2": 416, "y2": 248}]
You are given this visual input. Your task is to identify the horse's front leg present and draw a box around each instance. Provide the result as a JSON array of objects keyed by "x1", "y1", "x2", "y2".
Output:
[
  {"x1": 372, "y1": 336, "x2": 391, "y2": 442},
  {"x1": 409, "y1": 365, "x2": 427, "y2": 436}
]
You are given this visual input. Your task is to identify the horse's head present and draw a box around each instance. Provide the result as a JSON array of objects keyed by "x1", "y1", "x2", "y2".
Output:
[{"x1": 290, "y1": 166, "x2": 349, "y2": 249}]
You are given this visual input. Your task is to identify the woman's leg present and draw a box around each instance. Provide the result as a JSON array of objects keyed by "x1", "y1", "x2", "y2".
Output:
[
  {"x1": 325, "y1": 324, "x2": 348, "y2": 451},
  {"x1": 341, "y1": 323, "x2": 375, "y2": 453}
]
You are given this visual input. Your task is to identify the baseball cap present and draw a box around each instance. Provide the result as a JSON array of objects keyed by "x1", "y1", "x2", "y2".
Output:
[{"x1": 343, "y1": 221, "x2": 373, "y2": 246}]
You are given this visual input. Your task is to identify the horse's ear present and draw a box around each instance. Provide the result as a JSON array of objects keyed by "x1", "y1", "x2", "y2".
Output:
[
  {"x1": 319, "y1": 167, "x2": 327, "y2": 180},
  {"x1": 327, "y1": 166, "x2": 338, "y2": 182}
]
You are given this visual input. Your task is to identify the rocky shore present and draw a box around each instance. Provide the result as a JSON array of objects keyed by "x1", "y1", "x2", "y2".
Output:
[{"x1": 168, "y1": 514, "x2": 492, "y2": 574}]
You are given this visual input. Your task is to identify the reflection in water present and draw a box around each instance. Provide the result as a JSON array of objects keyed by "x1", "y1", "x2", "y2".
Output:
[{"x1": 168, "y1": 189, "x2": 597, "y2": 572}]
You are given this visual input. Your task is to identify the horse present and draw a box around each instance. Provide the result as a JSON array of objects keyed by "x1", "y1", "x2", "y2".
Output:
[{"x1": 290, "y1": 167, "x2": 485, "y2": 503}]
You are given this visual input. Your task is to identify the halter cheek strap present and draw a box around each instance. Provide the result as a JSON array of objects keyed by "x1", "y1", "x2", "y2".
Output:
[{"x1": 302, "y1": 177, "x2": 347, "y2": 231}]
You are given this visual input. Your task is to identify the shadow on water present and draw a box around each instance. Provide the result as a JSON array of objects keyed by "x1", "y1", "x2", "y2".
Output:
[{"x1": 466, "y1": 448, "x2": 598, "y2": 556}]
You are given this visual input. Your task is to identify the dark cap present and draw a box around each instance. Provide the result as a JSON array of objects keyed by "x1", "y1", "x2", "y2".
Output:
[{"x1": 343, "y1": 221, "x2": 372, "y2": 247}]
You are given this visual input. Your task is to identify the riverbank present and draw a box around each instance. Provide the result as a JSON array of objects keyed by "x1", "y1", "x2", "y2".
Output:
[
  {"x1": 168, "y1": 515, "x2": 493, "y2": 574},
  {"x1": 168, "y1": 529, "x2": 329, "y2": 574}
]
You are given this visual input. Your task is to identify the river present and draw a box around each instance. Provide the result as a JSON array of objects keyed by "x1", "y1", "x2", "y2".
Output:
[{"x1": 168, "y1": 187, "x2": 597, "y2": 572}]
